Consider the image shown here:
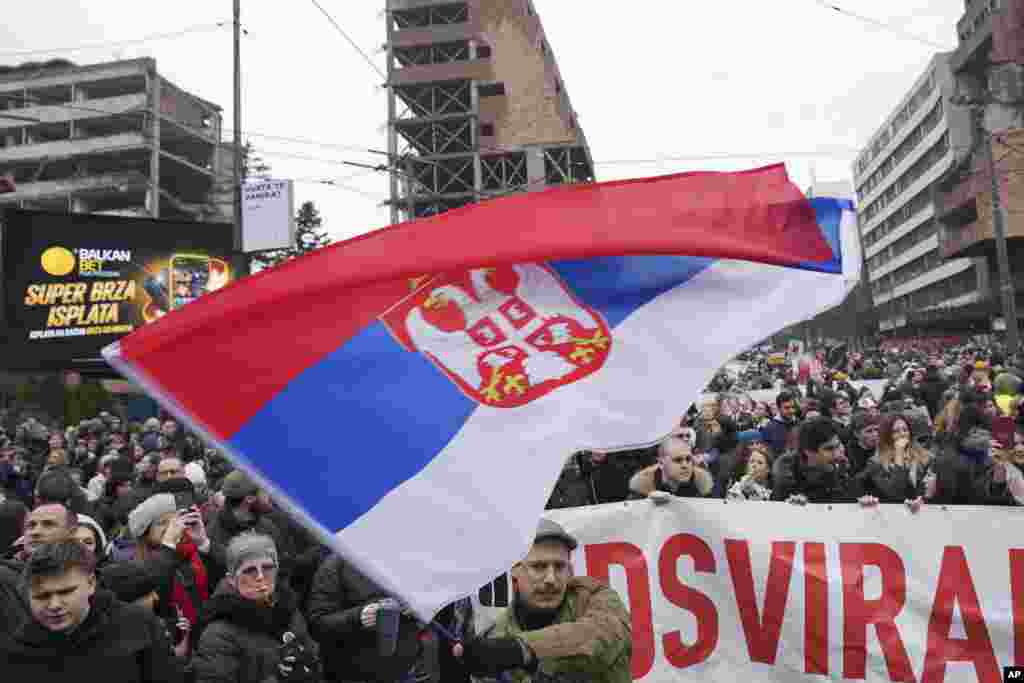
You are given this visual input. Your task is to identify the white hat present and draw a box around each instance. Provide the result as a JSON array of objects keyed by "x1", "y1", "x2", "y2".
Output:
[
  {"x1": 75, "y1": 514, "x2": 109, "y2": 556},
  {"x1": 184, "y1": 462, "x2": 207, "y2": 488}
]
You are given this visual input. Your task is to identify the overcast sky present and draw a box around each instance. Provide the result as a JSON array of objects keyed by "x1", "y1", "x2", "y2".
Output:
[{"x1": 0, "y1": 0, "x2": 963, "y2": 242}]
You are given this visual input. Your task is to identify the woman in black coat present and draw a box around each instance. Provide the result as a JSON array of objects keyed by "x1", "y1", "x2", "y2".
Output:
[
  {"x1": 849, "y1": 413, "x2": 934, "y2": 505},
  {"x1": 193, "y1": 534, "x2": 320, "y2": 683}
]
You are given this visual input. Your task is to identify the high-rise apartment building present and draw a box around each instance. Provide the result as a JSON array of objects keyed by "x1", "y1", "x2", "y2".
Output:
[
  {"x1": 384, "y1": 0, "x2": 593, "y2": 223},
  {"x1": 0, "y1": 58, "x2": 232, "y2": 221},
  {"x1": 852, "y1": 53, "x2": 982, "y2": 336}
]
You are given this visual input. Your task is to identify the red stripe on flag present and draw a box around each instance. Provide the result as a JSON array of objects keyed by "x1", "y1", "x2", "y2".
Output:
[{"x1": 116, "y1": 164, "x2": 830, "y2": 439}]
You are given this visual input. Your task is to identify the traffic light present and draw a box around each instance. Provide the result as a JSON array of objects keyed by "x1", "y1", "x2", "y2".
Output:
[{"x1": 0, "y1": 175, "x2": 15, "y2": 194}]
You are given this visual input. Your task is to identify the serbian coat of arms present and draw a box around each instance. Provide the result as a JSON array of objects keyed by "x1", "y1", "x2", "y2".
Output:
[{"x1": 380, "y1": 264, "x2": 613, "y2": 408}]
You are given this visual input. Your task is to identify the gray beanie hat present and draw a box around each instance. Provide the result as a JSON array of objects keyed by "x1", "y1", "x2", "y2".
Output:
[
  {"x1": 226, "y1": 533, "x2": 278, "y2": 576},
  {"x1": 127, "y1": 493, "x2": 176, "y2": 540}
]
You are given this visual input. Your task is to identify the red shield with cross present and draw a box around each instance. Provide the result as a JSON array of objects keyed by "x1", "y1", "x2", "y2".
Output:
[{"x1": 380, "y1": 264, "x2": 613, "y2": 408}]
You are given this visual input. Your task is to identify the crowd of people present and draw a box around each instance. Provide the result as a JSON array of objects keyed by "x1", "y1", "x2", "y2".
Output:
[
  {"x1": 550, "y1": 339, "x2": 1024, "y2": 512},
  {"x1": 1, "y1": 336, "x2": 1021, "y2": 681},
  {"x1": 0, "y1": 410, "x2": 631, "y2": 682}
]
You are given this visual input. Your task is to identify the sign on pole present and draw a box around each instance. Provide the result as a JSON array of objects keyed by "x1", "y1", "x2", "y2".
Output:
[{"x1": 242, "y1": 178, "x2": 296, "y2": 253}]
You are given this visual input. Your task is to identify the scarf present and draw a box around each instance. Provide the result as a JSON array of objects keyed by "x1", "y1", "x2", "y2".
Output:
[{"x1": 170, "y1": 538, "x2": 209, "y2": 626}]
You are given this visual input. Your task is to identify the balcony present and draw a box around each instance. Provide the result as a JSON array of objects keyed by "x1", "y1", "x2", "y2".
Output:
[
  {"x1": 0, "y1": 170, "x2": 148, "y2": 204},
  {"x1": 0, "y1": 92, "x2": 147, "y2": 130},
  {"x1": 0, "y1": 131, "x2": 148, "y2": 164}
]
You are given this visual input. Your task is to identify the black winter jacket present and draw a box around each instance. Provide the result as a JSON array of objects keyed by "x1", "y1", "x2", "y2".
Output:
[
  {"x1": 0, "y1": 558, "x2": 27, "y2": 635},
  {"x1": 848, "y1": 460, "x2": 929, "y2": 503},
  {"x1": 307, "y1": 555, "x2": 422, "y2": 683},
  {"x1": 0, "y1": 589, "x2": 181, "y2": 683},
  {"x1": 193, "y1": 583, "x2": 319, "y2": 683},
  {"x1": 771, "y1": 452, "x2": 853, "y2": 503}
]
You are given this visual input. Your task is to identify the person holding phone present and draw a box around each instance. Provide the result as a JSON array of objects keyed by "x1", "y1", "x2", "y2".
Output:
[
  {"x1": 126, "y1": 493, "x2": 214, "y2": 638},
  {"x1": 974, "y1": 420, "x2": 1024, "y2": 505}
]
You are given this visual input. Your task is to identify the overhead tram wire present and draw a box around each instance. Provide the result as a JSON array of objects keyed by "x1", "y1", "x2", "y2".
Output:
[
  {"x1": 0, "y1": 22, "x2": 232, "y2": 57},
  {"x1": 810, "y1": 1, "x2": 953, "y2": 50},
  {"x1": 308, "y1": 0, "x2": 386, "y2": 80}
]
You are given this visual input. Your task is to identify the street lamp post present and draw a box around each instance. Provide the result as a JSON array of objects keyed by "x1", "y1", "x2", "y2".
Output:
[{"x1": 986, "y1": 130, "x2": 1020, "y2": 354}]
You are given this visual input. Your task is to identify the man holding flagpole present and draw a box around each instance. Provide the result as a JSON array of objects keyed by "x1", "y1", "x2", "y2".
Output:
[{"x1": 454, "y1": 519, "x2": 631, "y2": 683}]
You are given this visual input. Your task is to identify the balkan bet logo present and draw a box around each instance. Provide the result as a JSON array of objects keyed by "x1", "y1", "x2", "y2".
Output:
[
  {"x1": 39, "y1": 247, "x2": 76, "y2": 277},
  {"x1": 41, "y1": 246, "x2": 132, "y2": 277},
  {"x1": 382, "y1": 264, "x2": 612, "y2": 408}
]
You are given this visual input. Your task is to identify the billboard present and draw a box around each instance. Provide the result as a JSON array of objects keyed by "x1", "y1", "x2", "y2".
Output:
[{"x1": 2, "y1": 209, "x2": 235, "y2": 371}]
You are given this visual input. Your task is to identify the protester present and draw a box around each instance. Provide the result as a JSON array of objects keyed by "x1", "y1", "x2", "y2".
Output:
[
  {"x1": 975, "y1": 423, "x2": 1024, "y2": 505},
  {"x1": 846, "y1": 412, "x2": 880, "y2": 474},
  {"x1": 21, "y1": 503, "x2": 76, "y2": 559},
  {"x1": 157, "y1": 456, "x2": 186, "y2": 484},
  {"x1": 193, "y1": 534, "x2": 320, "y2": 683},
  {"x1": 0, "y1": 499, "x2": 28, "y2": 558},
  {"x1": 726, "y1": 444, "x2": 773, "y2": 501},
  {"x1": 748, "y1": 391, "x2": 802, "y2": 455},
  {"x1": 307, "y1": 550, "x2": 423, "y2": 683},
  {"x1": 772, "y1": 417, "x2": 852, "y2": 504},
  {"x1": 1, "y1": 540, "x2": 181, "y2": 681},
  {"x1": 849, "y1": 414, "x2": 934, "y2": 508},
  {"x1": 208, "y1": 470, "x2": 290, "y2": 576},
  {"x1": 627, "y1": 436, "x2": 714, "y2": 501},
  {"x1": 127, "y1": 492, "x2": 215, "y2": 634},
  {"x1": 455, "y1": 519, "x2": 631, "y2": 683},
  {"x1": 71, "y1": 513, "x2": 109, "y2": 563}
]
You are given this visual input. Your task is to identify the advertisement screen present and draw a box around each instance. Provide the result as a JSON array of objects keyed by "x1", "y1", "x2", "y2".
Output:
[{"x1": 2, "y1": 209, "x2": 235, "y2": 371}]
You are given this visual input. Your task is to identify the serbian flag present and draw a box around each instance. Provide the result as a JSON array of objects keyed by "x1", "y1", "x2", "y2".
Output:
[{"x1": 103, "y1": 164, "x2": 858, "y2": 620}]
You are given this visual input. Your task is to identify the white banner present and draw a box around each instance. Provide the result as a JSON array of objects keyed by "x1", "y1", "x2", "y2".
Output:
[
  {"x1": 241, "y1": 178, "x2": 296, "y2": 252},
  {"x1": 536, "y1": 501, "x2": 1023, "y2": 683}
]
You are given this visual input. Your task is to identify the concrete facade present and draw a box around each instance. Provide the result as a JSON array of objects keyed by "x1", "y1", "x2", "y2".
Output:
[
  {"x1": 0, "y1": 58, "x2": 232, "y2": 221},
  {"x1": 851, "y1": 53, "x2": 983, "y2": 335},
  {"x1": 385, "y1": 0, "x2": 593, "y2": 223},
  {"x1": 935, "y1": 0, "x2": 1024, "y2": 336}
]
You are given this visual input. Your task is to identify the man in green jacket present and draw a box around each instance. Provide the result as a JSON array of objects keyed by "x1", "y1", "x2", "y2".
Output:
[{"x1": 454, "y1": 519, "x2": 632, "y2": 683}]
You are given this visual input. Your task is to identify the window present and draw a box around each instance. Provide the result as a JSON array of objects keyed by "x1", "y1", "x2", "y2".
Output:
[
  {"x1": 476, "y1": 44, "x2": 492, "y2": 59},
  {"x1": 480, "y1": 123, "x2": 495, "y2": 137},
  {"x1": 478, "y1": 82, "x2": 506, "y2": 97}
]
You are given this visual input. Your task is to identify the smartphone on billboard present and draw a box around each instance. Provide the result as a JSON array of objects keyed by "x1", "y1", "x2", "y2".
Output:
[
  {"x1": 993, "y1": 415, "x2": 1016, "y2": 450},
  {"x1": 169, "y1": 254, "x2": 211, "y2": 310}
]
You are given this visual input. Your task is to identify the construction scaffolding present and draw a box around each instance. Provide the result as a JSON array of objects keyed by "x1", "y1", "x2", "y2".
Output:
[{"x1": 385, "y1": 0, "x2": 594, "y2": 223}]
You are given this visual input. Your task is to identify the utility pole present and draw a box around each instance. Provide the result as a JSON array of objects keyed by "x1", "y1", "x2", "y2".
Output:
[
  {"x1": 233, "y1": 0, "x2": 246, "y2": 275},
  {"x1": 987, "y1": 130, "x2": 1020, "y2": 354}
]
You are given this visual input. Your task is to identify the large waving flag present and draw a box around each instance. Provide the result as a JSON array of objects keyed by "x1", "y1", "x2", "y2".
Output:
[{"x1": 104, "y1": 164, "x2": 858, "y2": 620}]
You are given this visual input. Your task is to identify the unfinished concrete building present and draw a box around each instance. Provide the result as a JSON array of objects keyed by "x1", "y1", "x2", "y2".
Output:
[
  {"x1": 385, "y1": 0, "x2": 594, "y2": 223},
  {"x1": 0, "y1": 58, "x2": 233, "y2": 221}
]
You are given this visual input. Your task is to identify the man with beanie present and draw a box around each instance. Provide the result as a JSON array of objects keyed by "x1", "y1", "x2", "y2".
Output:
[
  {"x1": 454, "y1": 519, "x2": 632, "y2": 683},
  {"x1": 127, "y1": 492, "x2": 217, "y2": 638},
  {"x1": 207, "y1": 470, "x2": 290, "y2": 578},
  {"x1": 0, "y1": 539, "x2": 181, "y2": 682}
]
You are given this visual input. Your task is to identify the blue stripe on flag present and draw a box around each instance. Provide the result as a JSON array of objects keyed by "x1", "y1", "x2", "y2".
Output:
[
  {"x1": 552, "y1": 256, "x2": 713, "y2": 327},
  {"x1": 229, "y1": 322, "x2": 476, "y2": 532},
  {"x1": 799, "y1": 199, "x2": 846, "y2": 274}
]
